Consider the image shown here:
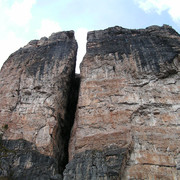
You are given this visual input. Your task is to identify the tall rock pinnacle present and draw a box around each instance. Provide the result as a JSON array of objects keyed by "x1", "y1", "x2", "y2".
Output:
[
  {"x1": 0, "y1": 25, "x2": 180, "y2": 180},
  {"x1": 65, "y1": 25, "x2": 180, "y2": 179},
  {"x1": 0, "y1": 31, "x2": 78, "y2": 179}
]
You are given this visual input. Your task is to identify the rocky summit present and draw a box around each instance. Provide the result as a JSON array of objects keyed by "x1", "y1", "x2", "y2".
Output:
[
  {"x1": 0, "y1": 25, "x2": 180, "y2": 180},
  {"x1": 68, "y1": 25, "x2": 180, "y2": 179},
  {"x1": 0, "y1": 31, "x2": 78, "y2": 179}
]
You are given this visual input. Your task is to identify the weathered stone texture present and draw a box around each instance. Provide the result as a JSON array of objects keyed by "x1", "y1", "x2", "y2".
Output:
[
  {"x1": 69, "y1": 25, "x2": 180, "y2": 179},
  {"x1": 0, "y1": 31, "x2": 77, "y2": 178},
  {"x1": 64, "y1": 146, "x2": 130, "y2": 180},
  {"x1": 0, "y1": 139, "x2": 62, "y2": 180}
]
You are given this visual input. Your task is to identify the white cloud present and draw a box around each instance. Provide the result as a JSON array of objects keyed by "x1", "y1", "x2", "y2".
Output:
[
  {"x1": 0, "y1": 0, "x2": 7, "y2": 7},
  {"x1": 36, "y1": 19, "x2": 62, "y2": 38},
  {"x1": 6, "y1": 0, "x2": 36, "y2": 26},
  {"x1": 75, "y1": 28, "x2": 88, "y2": 73},
  {"x1": 135, "y1": 0, "x2": 180, "y2": 24},
  {"x1": 0, "y1": 0, "x2": 36, "y2": 70},
  {"x1": 0, "y1": 31, "x2": 26, "y2": 70}
]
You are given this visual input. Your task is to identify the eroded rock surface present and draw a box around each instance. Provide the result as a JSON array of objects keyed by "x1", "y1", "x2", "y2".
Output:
[
  {"x1": 0, "y1": 31, "x2": 78, "y2": 178},
  {"x1": 68, "y1": 25, "x2": 180, "y2": 179},
  {"x1": 64, "y1": 146, "x2": 130, "y2": 180},
  {"x1": 0, "y1": 25, "x2": 180, "y2": 180},
  {"x1": 0, "y1": 139, "x2": 62, "y2": 180}
]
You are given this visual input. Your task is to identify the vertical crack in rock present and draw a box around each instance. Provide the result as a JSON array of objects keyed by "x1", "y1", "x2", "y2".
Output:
[
  {"x1": 0, "y1": 25, "x2": 180, "y2": 180},
  {"x1": 58, "y1": 73, "x2": 80, "y2": 174},
  {"x1": 9, "y1": 73, "x2": 22, "y2": 112}
]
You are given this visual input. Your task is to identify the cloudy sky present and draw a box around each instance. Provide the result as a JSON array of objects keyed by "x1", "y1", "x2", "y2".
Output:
[{"x1": 0, "y1": 0, "x2": 180, "y2": 73}]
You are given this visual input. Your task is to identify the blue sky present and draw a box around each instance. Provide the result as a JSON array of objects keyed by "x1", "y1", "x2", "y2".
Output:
[{"x1": 0, "y1": 0, "x2": 180, "y2": 73}]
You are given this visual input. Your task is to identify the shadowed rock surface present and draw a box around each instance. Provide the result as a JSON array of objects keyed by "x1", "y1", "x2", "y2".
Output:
[
  {"x1": 0, "y1": 139, "x2": 62, "y2": 180},
  {"x1": 0, "y1": 31, "x2": 78, "y2": 178},
  {"x1": 63, "y1": 146, "x2": 130, "y2": 180},
  {"x1": 68, "y1": 25, "x2": 180, "y2": 179}
]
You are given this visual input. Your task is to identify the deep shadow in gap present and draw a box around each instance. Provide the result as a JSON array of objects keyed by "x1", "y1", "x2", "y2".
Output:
[{"x1": 58, "y1": 73, "x2": 81, "y2": 174}]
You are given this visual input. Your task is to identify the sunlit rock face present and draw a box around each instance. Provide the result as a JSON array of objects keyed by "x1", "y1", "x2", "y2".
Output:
[
  {"x1": 68, "y1": 25, "x2": 180, "y2": 179},
  {"x1": 0, "y1": 31, "x2": 78, "y2": 178},
  {"x1": 0, "y1": 25, "x2": 180, "y2": 180}
]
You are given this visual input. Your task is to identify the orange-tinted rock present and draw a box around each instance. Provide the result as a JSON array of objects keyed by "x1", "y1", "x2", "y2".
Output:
[
  {"x1": 123, "y1": 165, "x2": 179, "y2": 180},
  {"x1": 68, "y1": 25, "x2": 180, "y2": 179},
  {"x1": 0, "y1": 31, "x2": 78, "y2": 178}
]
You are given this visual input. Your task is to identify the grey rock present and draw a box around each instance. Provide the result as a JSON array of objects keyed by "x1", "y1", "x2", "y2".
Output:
[
  {"x1": 63, "y1": 146, "x2": 130, "y2": 180},
  {"x1": 0, "y1": 139, "x2": 61, "y2": 180},
  {"x1": 176, "y1": 154, "x2": 180, "y2": 170},
  {"x1": 85, "y1": 24, "x2": 180, "y2": 78}
]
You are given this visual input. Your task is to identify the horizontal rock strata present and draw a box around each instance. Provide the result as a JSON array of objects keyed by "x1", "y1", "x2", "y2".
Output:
[
  {"x1": 0, "y1": 31, "x2": 78, "y2": 178},
  {"x1": 68, "y1": 25, "x2": 180, "y2": 179},
  {"x1": 0, "y1": 25, "x2": 180, "y2": 180}
]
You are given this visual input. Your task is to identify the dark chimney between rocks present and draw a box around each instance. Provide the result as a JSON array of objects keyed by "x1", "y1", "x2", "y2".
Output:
[{"x1": 57, "y1": 73, "x2": 80, "y2": 174}]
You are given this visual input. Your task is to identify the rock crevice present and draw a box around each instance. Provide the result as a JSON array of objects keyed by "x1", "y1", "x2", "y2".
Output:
[{"x1": 0, "y1": 25, "x2": 180, "y2": 180}]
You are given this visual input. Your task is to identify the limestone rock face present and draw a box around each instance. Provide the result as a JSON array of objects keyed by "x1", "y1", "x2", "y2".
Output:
[
  {"x1": 0, "y1": 31, "x2": 77, "y2": 178},
  {"x1": 64, "y1": 146, "x2": 130, "y2": 180},
  {"x1": 0, "y1": 139, "x2": 62, "y2": 180},
  {"x1": 68, "y1": 25, "x2": 180, "y2": 179},
  {"x1": 1, "y1": 25, "x2": 180, "y2": 179}
]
